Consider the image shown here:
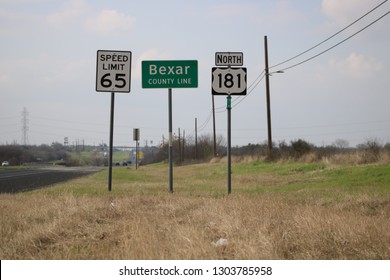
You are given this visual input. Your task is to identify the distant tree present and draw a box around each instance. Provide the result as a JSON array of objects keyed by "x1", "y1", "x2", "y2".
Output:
[
  {"x1": 0, "y1": 145, "x2": 34, "y2": 165},
  {"x1": 333, "y1": 139, "x2": 349, "y2": 149}
]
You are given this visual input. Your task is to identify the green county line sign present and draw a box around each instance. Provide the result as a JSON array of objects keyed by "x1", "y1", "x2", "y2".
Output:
[{"x1": 142, "y1": 60, "x2": 198, "y2": 88}]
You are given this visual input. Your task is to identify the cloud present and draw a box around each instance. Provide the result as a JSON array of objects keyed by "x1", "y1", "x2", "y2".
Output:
[
  {"x1": 133, "y1": 49, "x2": 174, "y2": 80},
  {"x1": 0, "y1": 7, "x2": 41, "y2": 34},
  {"x1": 0, "y1": 73, "x2": 10, "y2": 84},
  {"x1": 47, "y1": 0, "x2": 87, "y2": 27},
  {"x1": 1, "y1": 54, "x2": 90, "y2": 91},
  {"x1": 329, "y1": 52, "x2": 383, "y2": 78},
  {"x1": 208, "y1": 1, "x2": 305, "y2": 27},
  {"x1": 84, "y1": 10, "x2": 136, "y2": 34},
  {"x1": 210, "y1": 3, "x2": 257, "y2": 18},
  {"x1": 321, "y1": 0, "x2": 381, "y2": 24}
]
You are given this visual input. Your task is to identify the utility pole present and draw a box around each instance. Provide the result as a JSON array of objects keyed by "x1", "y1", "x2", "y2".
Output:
[
  {"x1": 178, "y1": 128, "x2": 181, "y2": 164},
  {"x1": 264, "y1": 35, "x2": 273, "y2": 151},
  {"x1": 21, "y1": 107, "x2": 29, "y2": 146},
  {"x1": 195, "y1": 118, "x2": 198, "y2": 159},
  {"x1": 182, "y1": 130, "x2": 185, "y2": 162},
  {"x1": 212, "y1": 94, "x2": 217, "y2": 157}
]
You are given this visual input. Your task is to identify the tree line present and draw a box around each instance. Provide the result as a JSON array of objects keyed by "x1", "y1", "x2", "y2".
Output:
[{"x1": 1, "y1": 137, "x2": 389, "y2": 166}]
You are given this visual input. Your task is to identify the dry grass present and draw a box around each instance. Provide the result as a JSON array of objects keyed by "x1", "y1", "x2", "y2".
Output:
[{"x1": 1, "y1": 160, "x2": 390, "y2": 260}]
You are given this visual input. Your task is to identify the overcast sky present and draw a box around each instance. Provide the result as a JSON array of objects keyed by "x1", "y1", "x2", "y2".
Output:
[{"x1": 1, "y1": 0, "x2": 389, "y2": 148}]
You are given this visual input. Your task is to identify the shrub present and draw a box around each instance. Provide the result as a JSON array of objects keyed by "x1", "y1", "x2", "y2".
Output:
[
  {"x1": 357, "y1": 140, "x2": 382, "y2": 164},
  {"x1": 290, "y1": 139, "x2": 312, "y2": 158}
]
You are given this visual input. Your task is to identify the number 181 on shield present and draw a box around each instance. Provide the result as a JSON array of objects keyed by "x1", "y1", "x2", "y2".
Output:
[{"x1": 212, "y1": 67, "x2": 247, "y2": 95}]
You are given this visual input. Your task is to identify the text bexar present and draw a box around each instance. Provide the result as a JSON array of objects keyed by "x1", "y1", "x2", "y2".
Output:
[
  {"x1": 149, "y1": 64, "x2": 191, "y2": 75},
  {"x1": 100, "y1": 54, "x2": 129, "y2": 71}
]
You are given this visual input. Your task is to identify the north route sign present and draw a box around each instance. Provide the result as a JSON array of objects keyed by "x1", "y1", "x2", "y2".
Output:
[
  {"x1": 215, "y1": 52, "x2": 243, "y2": 66},
  {"x1": 96, "y1": 50, "x2": 132, "y2": 93},
  {"x1": 142, "y1": 60, "x2": 198, "y2": 88}
]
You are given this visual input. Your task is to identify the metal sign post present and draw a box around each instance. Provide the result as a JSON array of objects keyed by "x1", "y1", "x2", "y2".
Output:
[
  {"x1": 211, "y1": 52, "x2": 247, "y2": 194},
  {"x1": 227, "y1": 95, "x2": 232, "y2": 194},
  {"x1": 133, "y1": 128, "x2": 140, "y2": 169},
  {"x1": 96, "y1": 50, "x2": 132, "y2": 192},
  {"x1": 108, "y1": 92, "x2": 115, "y2": 191},
  {"x1": 142, "y1": 60, "x2": 198, "y2": 193},
  {"x1": 168, "y1": 88, "x2": 173, "y2": 193}
]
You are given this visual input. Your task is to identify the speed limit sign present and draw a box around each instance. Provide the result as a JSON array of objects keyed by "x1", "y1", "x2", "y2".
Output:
[
  {"x1": 212, "y1": 67, "x2": 247, "y2": 95},
  {"x1": 96, "y1": 50, "x2": 132, "y2": 93}
]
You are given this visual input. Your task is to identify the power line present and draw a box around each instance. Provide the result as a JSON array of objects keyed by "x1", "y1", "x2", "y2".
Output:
[
  {"x1": 207, "y1": 4, "x2": 390, "y2": 143},
  {"x1": 224, "y1": 2, "x2": 390, "y2": 112},
  {"x1": 270, "y1": 0, "x2": 389, "y2": 69},
  {"x1": 232, "y1": 72, "x2": 266, "y2": 109},
  {"x1": 197, "y1": 71, "x2": 267, "y2": 129},
  {"x1": 275, "y1": 9, "x2": 390, "y2": 72},
  {"x1": 212, "y1": 70, "x2": 267, "y2": 114},
  {"x1": 198, "y1": 111, "x2": 213, "y2": 131}
]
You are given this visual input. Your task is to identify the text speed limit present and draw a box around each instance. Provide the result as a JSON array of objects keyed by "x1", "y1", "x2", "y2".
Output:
[
  {"x1": 96, "y1": 50, "x2": 132, "y2": 93},
  {"x1": 212, "y1": 67, "x2": 247, "y2": 95}
]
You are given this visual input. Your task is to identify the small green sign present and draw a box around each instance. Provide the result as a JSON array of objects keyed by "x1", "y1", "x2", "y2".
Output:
[{"x1": 142, "y1": 60, "x2": 198, "y2": 88}]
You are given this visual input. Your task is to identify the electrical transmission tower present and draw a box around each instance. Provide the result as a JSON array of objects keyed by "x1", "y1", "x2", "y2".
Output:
[{"x1": 21, "y1": 107, "x2": 29, "y2": 145}]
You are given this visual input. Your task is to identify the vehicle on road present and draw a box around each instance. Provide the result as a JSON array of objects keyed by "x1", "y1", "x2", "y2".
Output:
[{"x1": 1, "y1": 161, "x2": 9, "y2": 166}]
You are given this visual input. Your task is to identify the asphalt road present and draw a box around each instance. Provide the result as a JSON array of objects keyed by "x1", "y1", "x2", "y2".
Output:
[{"x1": 0, "y1": 167, "x2": 104, "y2": 193}]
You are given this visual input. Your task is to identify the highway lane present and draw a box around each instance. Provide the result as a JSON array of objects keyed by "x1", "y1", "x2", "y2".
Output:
[{"x1": 0, "y1": 167, "x2": 104, "y2": 193}]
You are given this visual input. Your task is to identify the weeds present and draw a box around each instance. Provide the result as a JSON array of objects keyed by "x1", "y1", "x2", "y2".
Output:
[{"x1": 1, "y1": 158, "x2": 390, "y2": 260}]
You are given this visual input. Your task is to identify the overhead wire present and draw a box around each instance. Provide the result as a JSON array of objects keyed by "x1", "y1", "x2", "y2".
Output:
[
  {"x1": 274, "y1": 8, "x2": 390, "y2": 72},
  {"x1": 214, "y1": 3, "x2": 389, "y2": 113},
  {"x1": 223, "y1": 2, "x2": 390, "y2": 118},
  {"x1": 232, "y1": 72, "x2": 266, "y2": 109},
  {"x1": 198, "y1": 69, "x2": 266, "y2": 126},
  {"x1": 198, "y1": 111, "x2": 213, "y2": 131},
  {"x1": 200, "y1": 2, "x2": 390, "y2": 141},
  {"x1": 270, "y1": 0, "x2": 389, "y2": 69},
  {"x1": 214, "y1": 69, "x2": 266, "y2": 114}
]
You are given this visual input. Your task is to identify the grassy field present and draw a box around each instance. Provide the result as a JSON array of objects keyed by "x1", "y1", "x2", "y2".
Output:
[{"x1": 1, "y1": 157, "x2": 390, "y2": 259}]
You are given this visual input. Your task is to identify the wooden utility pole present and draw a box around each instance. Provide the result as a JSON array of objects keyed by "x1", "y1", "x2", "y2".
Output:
[
  {"x1": 178, "y1": 128, "x2": 181, "y2": 163},
  {"x1": 182, "y1": 130, "x2": 185, "y2": 162},
  {"x1": 264, "y1": 35, "x2": 273, "y2": 151},
  {"x1": 195, "y1": 118, "x2": 198, "y2": 159},
  {"x1": 212, "y1": 94, "x2": 217, "y2": 156}
]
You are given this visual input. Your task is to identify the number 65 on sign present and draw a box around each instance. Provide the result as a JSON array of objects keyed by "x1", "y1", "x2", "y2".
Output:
[
  {"x1": 212, "y1": 67, "x2": 247, "y2": 95},
  {"x1": 96, "y1": 50, "x2": 132, "y2": 93}
]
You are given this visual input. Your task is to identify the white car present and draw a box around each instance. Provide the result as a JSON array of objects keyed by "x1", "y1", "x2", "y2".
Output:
[{"x1": 2, "y1": 161, "x2": 9, "y2": 166}]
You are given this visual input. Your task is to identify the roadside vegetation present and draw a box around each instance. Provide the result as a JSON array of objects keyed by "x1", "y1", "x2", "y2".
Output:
[
  {"x1": 1, "y1": 137, "x2": 390, "y2": 167},
  {"x1": 1, "y1": 144, "x2": 389, "y2": 259}
]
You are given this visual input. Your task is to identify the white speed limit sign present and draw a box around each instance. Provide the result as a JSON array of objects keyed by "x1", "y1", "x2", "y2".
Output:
[
  {"x1": 212, "y1": 67, "x2": 247, "y2": 95},
  {"x1": 96, "y1": 50, "x2": 132, "y2": 93}
]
